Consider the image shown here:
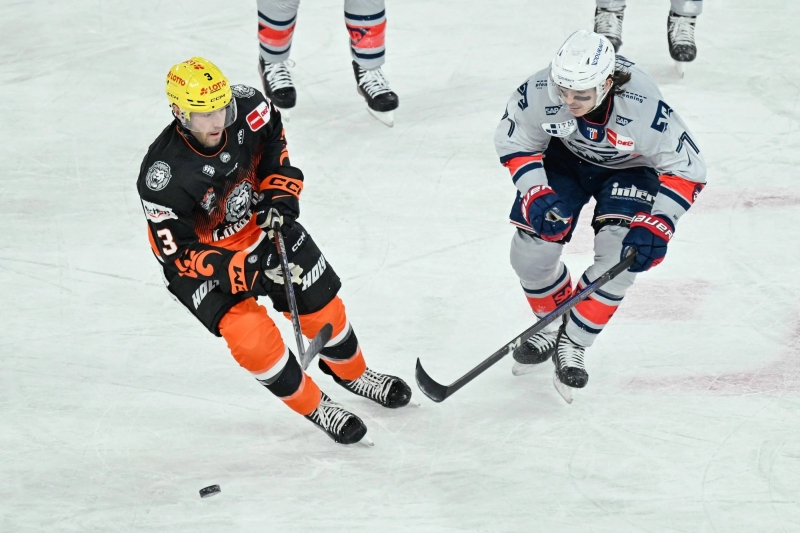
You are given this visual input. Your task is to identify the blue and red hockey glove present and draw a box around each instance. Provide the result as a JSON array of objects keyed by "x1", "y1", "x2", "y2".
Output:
[
  {"x1": 521, "y1": 185, "x2": 573, "y2": 242},
  {"x1": 621, "y1": 213, "x2": 675, "y2": 272}
]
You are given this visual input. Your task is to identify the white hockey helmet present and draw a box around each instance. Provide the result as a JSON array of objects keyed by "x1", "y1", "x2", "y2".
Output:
[{"x1": 548, "y1": 30, "x2": 616, "y2": 109}]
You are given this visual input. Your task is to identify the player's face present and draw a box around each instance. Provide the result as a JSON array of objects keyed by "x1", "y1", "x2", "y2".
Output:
[
  {"x1": 557, "y1": 86, "x2": 598, "y2": 117},
  {"x1": 189, "y1": 109, "x2": 227, "y2": 147},
  {"x1": 556, "y1": 78, "x2": 613, "y2": 117}
]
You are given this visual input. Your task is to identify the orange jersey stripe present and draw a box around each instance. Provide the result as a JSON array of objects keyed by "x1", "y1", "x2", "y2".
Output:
[
  {"x1": 659, "y1": 174, "x2": 703, "y2": 205},
  {"x1": 503, "y1": 154, "x2": 543, "y2": 176}
]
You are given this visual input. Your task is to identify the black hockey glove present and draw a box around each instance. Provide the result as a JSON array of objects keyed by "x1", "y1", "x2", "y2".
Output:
[
  {"x1": 217, "y1": 238, "x2": 280, "y2": 295},
  {"x1": 255, "y1": 165, "x2": 304, "y2": 236}
]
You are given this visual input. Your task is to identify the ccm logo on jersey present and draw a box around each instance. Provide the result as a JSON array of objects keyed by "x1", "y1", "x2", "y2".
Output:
[
  {"x1": 141, "y1": 199, "x2": 178, "y2": 223},
  {"x1": 606, "y1": 129, "x2": 635, "y2": 151},
  {"x1": 246, "y1": 101, "x2": 271, "y2": 131}
]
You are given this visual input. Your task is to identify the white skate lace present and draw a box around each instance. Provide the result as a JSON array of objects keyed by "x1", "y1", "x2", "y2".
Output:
[
  {"x1": 556, "y1": 336, "x2": 586, "y2": 371},
  {"x1": 524, "y1": 330, "x2": 558, "y2": 351},
  {"x1": 345, "y1": 368, "x2": 393, "y2": 403},
  {"x1": 358, "y1": 66, "x2": 392, "y2": 98},
  {"x1": 307, "y1": 395, "x2": 351, "y2": 435},
  {"x1": 669, "y1": 15, "x2": 696, "y2": 46},
  {"x1": 595, "y1": 9, "x2": 623, "y2": 38},
  {"x1": 262, "y1": 60, "x2": 295, "y2": 91}
]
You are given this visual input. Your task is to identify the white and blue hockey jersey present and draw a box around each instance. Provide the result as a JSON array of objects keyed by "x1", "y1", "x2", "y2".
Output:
[{"x1": 494, "y1": 57, "x2": 706, "y2": 229}]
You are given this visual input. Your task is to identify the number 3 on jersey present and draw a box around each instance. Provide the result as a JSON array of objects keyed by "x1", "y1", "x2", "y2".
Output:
[{"x1": 157, "y1": 228, "x2": 178, "y2": 255}]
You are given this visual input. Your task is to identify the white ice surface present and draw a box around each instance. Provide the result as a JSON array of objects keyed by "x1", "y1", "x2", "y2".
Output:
[{"x1": 2, "y1": 1, "x2": 800, "y2": 531}]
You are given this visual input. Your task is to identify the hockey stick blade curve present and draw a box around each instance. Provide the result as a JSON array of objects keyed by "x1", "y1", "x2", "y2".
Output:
[
  {"x1": 414, "y1": 253, "x2": 636, "y2": 403},
  {"x1": 301, "y1": 323, "x2": 333, "y2": 370},
  {"x1": 415, "y1": 358, "x2": 450, "y2": 403}
]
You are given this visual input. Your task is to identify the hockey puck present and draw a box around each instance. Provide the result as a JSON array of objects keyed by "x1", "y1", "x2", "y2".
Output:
[{"x1": 199, "y1": 485, "x2": 221, "y2": 498}]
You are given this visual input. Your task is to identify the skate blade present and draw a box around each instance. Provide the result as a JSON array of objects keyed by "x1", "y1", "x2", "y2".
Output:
[
  {"x1": 552, "y1": 371, "x2": 574, "y2": 404},
  {"x1": 359, "y1": 435, "x2": 374, "y2": 447},
  {"x1": 511, "y1": 361, "x2": 540, "y2": 376},
  {"x1": 367, "y1": 108, "x2": 394, "y2": 127},
  {"x1": 276, "y1": 107, "x2": 291, "y2": 121},
  {"x1": 674, "y1": 60, "x2": 686, "y2": 78}
]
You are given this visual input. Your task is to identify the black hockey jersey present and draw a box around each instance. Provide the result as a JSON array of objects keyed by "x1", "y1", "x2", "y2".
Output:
[{"x1": 137, "y1": 84, "x2": 288, "y2": 287}]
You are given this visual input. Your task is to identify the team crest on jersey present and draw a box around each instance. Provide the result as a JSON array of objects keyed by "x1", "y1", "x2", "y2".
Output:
[
  {"x1": 237, "y1": 129, "x2": 244, "y2": 145},
  {"x1": 200, "y1": 187, "x2": 217, "y2": 214},
  {"x1": 231, "y1": 84, "x2": 255, "y2": 98},
  {"x1": 615, "y1": 115, "x2": 632, "y2": 126},
  {"x1": 586, "y1": 127, "x2": 599, "y2": 140},
  {"x1": 542, "y1": 119, "x2": 577, "y2": 137},
  {"x1": 202, "y1": 165, "x2": 215, "y2": 177},
  {"x1": 220, "y1": 152, "x2": 231, "y2": 163},
  {"x1": 141, "y1": 199, "x2": 177, "y2": 223},
  {"x1": 545, "y1": 105, "x2": 562, "y2": 116},
  {"x1": 246, "y1": 101, "x2": 270, "y2": 131},
  {"x1": 145, "y1": 161, "x2": 172, "y2": 191},
  {"x1": 225, "y1": 181, "x2": 254, "y2": 222}
]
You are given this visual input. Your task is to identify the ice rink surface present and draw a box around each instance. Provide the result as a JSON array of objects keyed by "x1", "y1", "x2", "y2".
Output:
[{"x1": 2, "y1": 0, "x2": 800, "y2": 531}]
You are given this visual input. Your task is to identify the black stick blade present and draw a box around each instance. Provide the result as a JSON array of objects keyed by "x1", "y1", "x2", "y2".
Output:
[
  {"x1": 300, "y1": 323, "x2": 333, "y2": 370},
  {"x1": 415, "y1": 358, "x2": 450, "y2": 403}
]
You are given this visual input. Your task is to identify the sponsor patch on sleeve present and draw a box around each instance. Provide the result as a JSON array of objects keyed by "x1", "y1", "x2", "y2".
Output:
[
  {"x1": 606, "y1": 128, "x2": 635, "y2": 151},
  {"x1": 141, "y1": 199, "x2": 178, "y2": 223},
  {"x1": 246, "y1": 101, "x2": 271, "y2": 131}
]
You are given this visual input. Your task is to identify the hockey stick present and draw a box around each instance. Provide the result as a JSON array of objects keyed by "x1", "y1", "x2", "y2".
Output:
[
  {"x1": 270, "y1": 215, "x2": 333, "y2": 370},
  {"x1": 415, "y1": 252, "x2": 637, "y2": 402}
]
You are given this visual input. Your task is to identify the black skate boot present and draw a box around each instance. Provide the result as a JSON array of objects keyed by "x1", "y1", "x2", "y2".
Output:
[
  {"x1": 305, "y1": 392, "x2": 368, "y2": 444},
  {"x1": 258, "y1": 57, "x2": 297, "y2": 110},
  {"x1": 352, "y1": 61, "x2": 398, "y2": 126},
  {"x1": 667, "y1": 11, "x2": 697, "y2": 62},
  {"x1": 319, "y1": 360, "x2": 412, "y2": 408},
  {"x1": 551, "y1": 326, "x2": 588, "y2": 403},
  {"x1": 594, "y1": 7, "x2": 625, "y2": 52},
  {"x1": 511, "y1": 329, "x2": 559, "y2": 376}
]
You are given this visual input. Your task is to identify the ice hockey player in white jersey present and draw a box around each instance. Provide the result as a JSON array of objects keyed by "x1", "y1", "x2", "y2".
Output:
[{"x1": 495, "y1": 30, "x2": 706, "y2": 401}]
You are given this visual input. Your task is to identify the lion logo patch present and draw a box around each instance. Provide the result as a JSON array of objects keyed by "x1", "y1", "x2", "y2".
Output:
[{"x1": 146, "y1": 161, "x2": 172, "y2": 191}]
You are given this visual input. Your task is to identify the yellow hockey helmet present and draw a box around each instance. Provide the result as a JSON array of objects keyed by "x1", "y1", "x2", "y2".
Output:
[{"x1": 166, "y1": 57, "x2": 237, "y2": 131}]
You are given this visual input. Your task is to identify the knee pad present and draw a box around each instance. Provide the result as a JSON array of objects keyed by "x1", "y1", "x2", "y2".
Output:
[
  {"x1": 510, "y1": 229, "x2": 565, "y2": 288},
  {"x1": 218, "y1": 299, "x2": 287, "y2": 376},
  {"x1": 582, "y1": 225, "x2": 637, "y2": 295}
]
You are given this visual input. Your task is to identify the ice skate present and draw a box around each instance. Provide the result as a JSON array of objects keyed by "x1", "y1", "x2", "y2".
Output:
[
  {"x1": 551, "y1": 326, "x2": 588, "y2": 404},
  {"x1": 305, "y1": 392, "x2": 369, "y2": 445},
  {"x1": 667, "y1": 11, "x2": 697, "y2": 77},
  {"x1": 511, "y1": 329, "x2": 559, "y2": 376},
  {"x1": 593, "y1": 7, "x2": 625, "y2": 52},
  {"x1": 352, "y1": 61, "x2": 398, "y2": 127},
  {"x1": 320, "y1": 360, "x2": 412, "y2": 408},
  {"x1": 258, "y1": 57, "x2": 296, "y2": 117}
]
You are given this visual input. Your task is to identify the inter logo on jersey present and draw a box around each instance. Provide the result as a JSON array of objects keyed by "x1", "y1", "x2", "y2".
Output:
[
  {"x1": 545, "y1": 105, "x2": 562, "y2": 115},
  {"x1": 246, "y1": 101, "x2": 270, "y2": 131},
  {"x1": 615, "y1": 115, "x2": 632, "y2": 126}
]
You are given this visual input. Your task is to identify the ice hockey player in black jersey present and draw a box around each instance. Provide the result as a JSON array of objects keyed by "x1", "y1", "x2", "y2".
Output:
[{"x1": 137, "y1": 57, "x2": 411, "y2": 444}]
